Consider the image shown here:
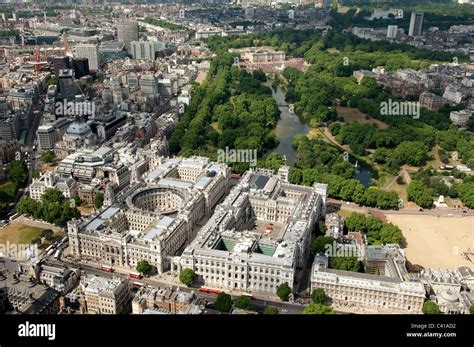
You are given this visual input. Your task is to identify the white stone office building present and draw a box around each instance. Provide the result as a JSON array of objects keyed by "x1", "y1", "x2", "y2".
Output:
[
  {"x1": 310, "y1": 244, "x2": 427, "y2": 313},
  {"x1": 311, "y1": 254, "x2": 426, "y2": 313},
  {"x1": 420, "y1": 267, "x2": 474, "y2": 314},
  {"x1": 68, "y1": 157, "x2": 230, "y2": 273},
  {"x1": 29, "y1": 171, "x2": 79, "y2": 201},
  {"x1": 81, "y1": 276, "x2": 130, "y2": 314},
  {"x1": 177, "y1": 168, "x2": 327, "y2": 295}
]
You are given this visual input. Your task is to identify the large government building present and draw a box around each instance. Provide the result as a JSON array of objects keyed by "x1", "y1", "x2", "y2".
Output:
[
  {"x1": 310, "y1": 245, "x2": 427, "y2": 313},
  {"x1": 176, "y1": 167, "x2": 328, "y2": 295},
  {"x1": 68, "y1": 157, "x2": 230, "y2": 273}
]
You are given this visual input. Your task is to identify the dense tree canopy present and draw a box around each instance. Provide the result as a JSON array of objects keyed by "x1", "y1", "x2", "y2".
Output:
[
  {"x1": 311, "y1": 236, "x2": 334, "y2": 255},
  {"x1": 136, "y1": 260, "x2": 151, "y2": 275},
  {"x1": 276, "y1": 283, "x2": 292, "y2": 301},
  {"x1": 41, "y1": 150, "x2": 55, "y2": 163},
  {"x1": 179, "y1": 268, "x2": 196, "y2": 287},
  {"x1": 169, "y1": 52, "x2": 280, "y2": 175},
  {"x1": 94, "y1": 192, "x2": 104, "y2": 209},
  {"x1": 263, "y1": 306, "x2": 279, "y2": 315},
  {"x1": 407, "y1": 180, "x2": 434, "y2": 208},
  {"x1": 329, "y1": 256, "x2": 363, "y2": 272},
  {"x1": 197, "y1": 29, "x2": 474, "y2": 212},
  {"x1": 233, "y1": 296, "x2": 253, "y2": 311},
  {"x1": 311, "y1": 288, "x2": 327, "y2": 305},
  {"x1": 289, "y1": 137, "x2": 399, "y2": 209},
  {"x1": 422, "y1": 300, "x2": 440, "y2": 315},
  {"x1": 214, "y1": 292, "x2": 233, "y2": 313},
  {"x1": 302, "y1": 303, "x2": 336, "y2": 315},
  {"x1": 344, "y1": 212, "x2": 403, "y2": 245},
  {"x1": 17, "y1": 189, "x2": 80, "y2": 226},
  {"x1": 10, "y1": 160, "x2": 29, "y2": 187}
]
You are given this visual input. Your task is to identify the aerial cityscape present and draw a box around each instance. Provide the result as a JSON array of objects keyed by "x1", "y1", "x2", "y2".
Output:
[{"x1": 0, "y1": 0, "x2": 473, "y2": 342}]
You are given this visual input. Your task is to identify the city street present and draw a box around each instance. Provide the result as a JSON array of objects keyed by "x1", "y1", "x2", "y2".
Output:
[{"x1": 74, "y1": 261, "x2": 305, "y2": 314}]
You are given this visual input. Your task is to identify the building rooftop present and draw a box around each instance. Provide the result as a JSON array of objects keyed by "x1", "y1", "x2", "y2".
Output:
[
  {"x1": 66, "y1": 121, "x2": 92, "y2": 135},
  {"x1": 0, "y1": 257, "x2": 60, "y2": 314}
]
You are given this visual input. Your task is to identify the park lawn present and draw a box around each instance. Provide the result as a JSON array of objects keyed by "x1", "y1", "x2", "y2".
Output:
[
  {"x1": 336, "y1": 106, "x2": 389, "y2": 129},
  {"x1": 424, "y1": 145, "x2": 443, "y2": 170},
  {"x1": 307, "y1": 127, "x2": 324, "y2": 140},
  {"x1": 0, "y1": 222, "x2": 44, "y2": 244},
  {"x1": 390, "y1": 181, "x2": 411, "y2": 207},
  {"x1": 210, "y1": 122, "x2": 222, "y2": 134}
]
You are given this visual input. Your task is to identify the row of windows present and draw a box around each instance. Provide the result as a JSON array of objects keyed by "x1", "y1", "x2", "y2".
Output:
[
  {"x1": 197, "y1": 267, "x2": 285, "y2": 282},
  {"x1": 201, "y1": 276, "x2": 278, "y2": 291},
  {"x1": 316, "y1": 283, "x2": 424, "y2": 303},
  {"x1": 193, "y1": 260, "x2": 283, "y2": 276}
]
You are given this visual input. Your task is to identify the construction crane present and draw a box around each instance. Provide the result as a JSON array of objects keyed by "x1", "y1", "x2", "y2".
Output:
[
  {"x1": 25, "y1": 46, "x2": 47, "y2": 72},
  {"x1": 33, "y1": 46, "x2": 41, "y2": 72}
]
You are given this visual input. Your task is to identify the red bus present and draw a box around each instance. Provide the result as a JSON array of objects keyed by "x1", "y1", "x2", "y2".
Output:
[
  {"x1": 100, "y1": 265, "x2": 113, "y2": 273},
  {"x1": 199, "y1": 287, "x2": 222, "y2": 295},
  {"x1": 132, "y1": 281, "x2": 144, "y2": 289},
  {"x1": 129, "y1": 271, "x2": 143, "y2": 280}
]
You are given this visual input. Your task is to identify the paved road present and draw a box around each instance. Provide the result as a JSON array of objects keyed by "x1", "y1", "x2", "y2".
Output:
[
  {"x1": 328, "y1": 198, "x2": 474, "y2": 217},
  {"x1": 16, "y1": 215, "x2": 60, "y2": 231},
  {"x1": 75, "y1": 262, "x2": 304, "y2": 314}
]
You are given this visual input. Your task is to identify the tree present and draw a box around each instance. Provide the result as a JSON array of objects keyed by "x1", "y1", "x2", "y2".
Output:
[
  {"x1": 0, "y1": 183, "x2": 16, "y2": 210},
  {"x1": 214, "y1": 292, "x2": 233, "y2": 313},
  {"x1": 345, "y1": 212, "x2": 368, "y2": 232},
  {"x1": 407, "y1": 180, "x2": 434, "y2": 208},
  {"x1": 469, "y1": 305, "x2": 474, "y2": 315},
  {"x1": 311, "y1": 236, "x2": 334, "y2": 255},
  {"x1": 9, "y1": 160, "x2": 28, "y2": 187},
  {"x1": 42, "y1": 229, "x2": 54, "y2": 241},
  {"x1": 233, "y1": 296, "x2": 253, "y2": 311},
  {"x1": 94, "y1": 192, "x2": 104, "y2": 209},
  {"x1": 263, "y1": 306, "x2": 279, "y2": 315},
  {"x1": 422, "y1": 300, "x2": 440, "y2": 315},
  {"x1": 179, "y1": 268, "x2": 196, "y2": 287},
  {"x1": 276, "y1": 283, "x2": 292, "y2": 301},
  {"x1": 74, "y1": 196, "x2": 84, "y2": 207},
  {"x1": 311, "y1": 288, "x2": 326, "y2": 305},
  {"x1": 57, "y1": 200, "x2": 80, "y2": 226},
  {"x1": 302, "y1": 303, "x2": 335, "y2": 315},
  {"x1": 329, "y1": 256, "x2": 362, "y2": 272},
  {"x1": 394, "y1": 141, "x2": 429, "y2": 166},
  {"x1": 457, "y1": 182, "x2": 474, "y2": 209},
  {"x1": 378, "y1": 223, "x2": 403, "y2": 245},
  {"x1": 48, "y1": 75, "x2": 59, "y2": 86},
  {"x1": 42, "y1": 188, "x2": 64, "y2": 204},
  {"x1": 136, "y1": 260, "x2": 151, "y2": 275},
  {"x1": 41, "y1": 150, "x2": 55, "y2": 163}
]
